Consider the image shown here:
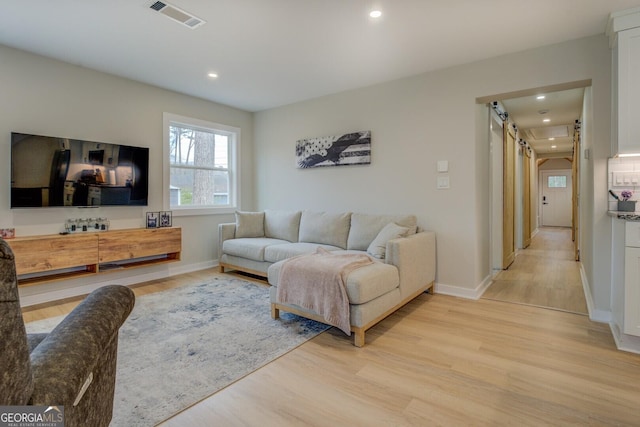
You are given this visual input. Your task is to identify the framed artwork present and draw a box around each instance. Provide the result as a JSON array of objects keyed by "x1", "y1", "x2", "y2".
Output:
[
  {"x1": 296, "y1": 130, "x2": 371, "y2": 168},
  {"x1": 146, "y1": 212, "x2": 159, "y2": 229},
  {"x1": 160, "y1": 211, "x2": 172, "y2": 227}
]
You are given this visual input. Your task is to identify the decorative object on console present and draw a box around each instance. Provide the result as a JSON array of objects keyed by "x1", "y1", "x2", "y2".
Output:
[
  {"x1": 146, "y1": 212, "x2": 159, "y2": 228},
  {"x1": 65, "y1": 217, "x2": 110, "y2": 233},
  {"x1": 0, "y1": 228, "x2": 15, "y2": 239},
  {"x1": 159, "y1": 211, "x2": 172, "y2": 227},
  {"x1": 295, "y1": 130, "x2": 371, "y2": 168}
]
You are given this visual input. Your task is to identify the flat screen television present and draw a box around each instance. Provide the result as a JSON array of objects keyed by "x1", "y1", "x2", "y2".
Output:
[{"x1": 11, "y1": 132, "x2": 149, "y2": 208}]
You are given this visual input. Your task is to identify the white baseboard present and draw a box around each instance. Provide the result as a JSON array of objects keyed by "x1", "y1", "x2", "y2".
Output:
[
  {"x1": 19, "y1": 260, "x2": 218, "y2": 307},
  {"x1": 577, "y1": 265, "x2": 640, "y2": 354},
  {"x1": 579, "y1": 263, "x2": 611, "y2": 324},
  {"x1": 609, "y1": 321, "x2": 640, "y2": 355},
  {"x1": 434, "y1": 274, "x2": 492, "y2": 300}
]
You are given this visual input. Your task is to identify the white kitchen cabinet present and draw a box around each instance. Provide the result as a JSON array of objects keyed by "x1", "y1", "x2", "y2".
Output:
[
  {"x1": 624, "y1": 222, "x2": 640, "y2": 336},
  {"x1": 616, "y1": 27, "x2": 640, "y2": 155},
  {"x1": 608, "y1": 8, "x2": 640, "y2": 155}
]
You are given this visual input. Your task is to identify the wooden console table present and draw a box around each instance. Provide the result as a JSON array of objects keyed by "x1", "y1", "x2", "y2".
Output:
[{"x1": 6, "y1": 227, "x2": 181, "y2": 286}]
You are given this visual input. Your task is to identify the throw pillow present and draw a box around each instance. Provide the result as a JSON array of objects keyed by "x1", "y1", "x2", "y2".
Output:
[
  {"x1": 298, "y1": 211, "x2": 351, "y2": 249},
  {"x1": 264, "y1": 210, "x2": 302, "y2": 242},
  {"x1": 367, "y1": 222, "x2": 410, "y2": 259},
  {"x1": 235, "y1": 211, "x2": 265, "y2": 238},
  {"x1": 347, "y1": 213, "x2": 418, "y2": 250}
]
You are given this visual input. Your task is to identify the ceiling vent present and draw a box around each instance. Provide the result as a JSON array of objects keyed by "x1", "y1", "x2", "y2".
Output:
[{"x1": 149, "y1": 1, "x2": 205, "y2": 29}]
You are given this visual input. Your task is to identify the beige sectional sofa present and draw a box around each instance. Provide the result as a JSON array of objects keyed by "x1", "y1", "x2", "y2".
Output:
[{"x1": 218, "y1": 210, "x2": 436, "y2": 346}]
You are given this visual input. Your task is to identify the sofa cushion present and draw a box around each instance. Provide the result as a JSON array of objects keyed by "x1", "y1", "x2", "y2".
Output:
[
  {"x1": 347, "y1": 213, "x2": 417, "y2": 250},
  {"x1": 367, "y1": 222, "x2": 411, "y2": 259},
  {"x1": 268, "y1": 255, "x2": 399, "y2": 305},
  {"x1": 264, "y1": 242, "x2": 342, "y2": 263},
  {"x1": 298, "y1": 211, "x2": 351, "y2": 249},
  {"x1": 264, "y1": 210, "x2": 301, "y2": 242},
  {"x1": 235, "y1": 211, "x2": 265, "y2": 238},
  {"x1": 222, "y1": 237, "x2": 288, "y2": 261},
  {"x1": 344, "y1": 261, "x2": 400, "y2": 304}
]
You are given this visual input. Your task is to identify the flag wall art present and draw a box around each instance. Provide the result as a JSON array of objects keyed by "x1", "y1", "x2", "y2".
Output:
[{"x1": 295, "y1": 131, "x2": 371, "y2": 169}]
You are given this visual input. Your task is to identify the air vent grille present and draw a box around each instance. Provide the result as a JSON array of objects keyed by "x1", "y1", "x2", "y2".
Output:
[
  {"x1": 148, "y1": 1, "x2": 205, "y2": 29},
  {"x1": 150, "y1": 1, "x2": 165, "y2": 11}
]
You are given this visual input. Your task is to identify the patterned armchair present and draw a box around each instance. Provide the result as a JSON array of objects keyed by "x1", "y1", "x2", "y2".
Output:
[{"x1": 0, "y1": 239, "x2": 135, "y2": 427}]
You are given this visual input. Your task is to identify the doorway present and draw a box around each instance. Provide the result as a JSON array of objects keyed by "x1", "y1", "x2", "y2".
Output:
[{"x1": 481, "y1": 82, "x2": 589, "y2": 313}]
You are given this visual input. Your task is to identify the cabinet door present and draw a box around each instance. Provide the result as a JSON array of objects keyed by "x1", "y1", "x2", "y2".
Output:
[
  {"x1": 617, "y1": 27, "x2": 640, "y2": 155},
  {"x1": 624, "y1": 246, "x2": 640, "y2": 336}
]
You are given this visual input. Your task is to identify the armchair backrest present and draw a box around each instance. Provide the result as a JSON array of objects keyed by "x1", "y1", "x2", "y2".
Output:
[{"x1": 0, "y1": 239, "x2": 34, "y2": 404}]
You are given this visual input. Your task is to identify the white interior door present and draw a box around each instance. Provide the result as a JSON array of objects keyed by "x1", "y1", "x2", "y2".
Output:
[{"x1": 541, "y1": 170, "x2": 572, "y2": 227}]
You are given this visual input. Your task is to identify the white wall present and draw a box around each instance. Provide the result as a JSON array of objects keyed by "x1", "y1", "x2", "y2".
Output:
[
  {"x1": 0, "y1": 44, "x2": 254, "y2": 304},
  {"x1": 254, "y1": 34, "x2": 612, "y2": 304},
  {"x1": 539, "y1": 158, "x2": 572, "y2": 170}
]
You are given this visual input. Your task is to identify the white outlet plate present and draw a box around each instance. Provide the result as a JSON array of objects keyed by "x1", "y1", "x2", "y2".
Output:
[{"x1": 437, "y1": 175, "x2": 450, "y2": 189}]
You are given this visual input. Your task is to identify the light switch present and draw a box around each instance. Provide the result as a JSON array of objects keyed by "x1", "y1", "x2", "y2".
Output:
[
  {"x1": 437, "y1": 160, "x2": 449, "y2": 173},
  {"x1": 437, "y1": 175, "x2": 450, "y2": 189}
]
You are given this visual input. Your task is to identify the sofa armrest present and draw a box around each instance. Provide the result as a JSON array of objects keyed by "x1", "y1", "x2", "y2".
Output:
[
  {"x1": 218, "y1": 223, "x2": 236, "y2": 255},
  {"x1": 386, "y1": 231, "x2": 436, "y2": 298},
  {"x1": 29, "y1": 285, "x2": 135, "y2": 406}
]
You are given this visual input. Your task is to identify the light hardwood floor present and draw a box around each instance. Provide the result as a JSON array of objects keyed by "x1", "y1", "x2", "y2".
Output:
[
  {"x1": 22, "y1": 266, "x2": 640, "y2": 425},
  {"x1": 482, "y1": 227, "x2": 588, "y2": 315}
]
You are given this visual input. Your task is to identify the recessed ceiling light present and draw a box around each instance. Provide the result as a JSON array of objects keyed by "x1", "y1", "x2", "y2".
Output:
[
  {"x1": 369, "y1": 10, "x2": 382, "y2": 18},
  {"x1": 536, "y1": 95, "x2": 546, "y2": 100},
  {"x1": 543, "y1": 118, "x2": 551, "y2": 123},
  {"x1": 551, "y1": 145, "x2": 557, "y2": 149},
  {"x1": 549, "y1": 137, "x2": 555, "y2": 141},
  {"x1": 207, "y1": 72, "x2": 218, "y2": 79}
]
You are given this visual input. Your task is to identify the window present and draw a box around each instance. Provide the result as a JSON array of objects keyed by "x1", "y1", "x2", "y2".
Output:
[
  {"x1": 164, "y1": 113, "x2": 240, "y2": 215},
  {"x1": 547, "y1": 175, "x2": 567, "y2": 188}
]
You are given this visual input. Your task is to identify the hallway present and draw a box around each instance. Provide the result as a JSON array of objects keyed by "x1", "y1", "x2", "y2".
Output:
[{"x1": 483, "y1": 227, "x2": 588, "y2": 315}]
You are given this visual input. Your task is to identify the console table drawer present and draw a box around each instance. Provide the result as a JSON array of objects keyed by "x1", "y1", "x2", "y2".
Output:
[
  {"x1": 98, "y1": 228, "x2": 182, "y2": 263},
  {"x1": 7, "y1": 234, "x2": 99, "y2": 275}
]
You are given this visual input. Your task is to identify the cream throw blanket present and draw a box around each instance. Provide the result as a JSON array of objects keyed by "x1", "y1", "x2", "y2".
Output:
[{"x1": 276, "y1": 248, "x2": 373, "y2": 335}]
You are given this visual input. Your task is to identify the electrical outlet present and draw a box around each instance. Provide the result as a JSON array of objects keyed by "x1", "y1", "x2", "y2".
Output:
[{"x1": 437, "y1": 175, "x2": 450, "y2": 189}]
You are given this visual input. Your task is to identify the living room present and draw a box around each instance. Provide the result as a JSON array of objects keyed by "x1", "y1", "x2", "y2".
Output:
[
  {"x1": 0, "y1": 5, "x2": 618, "y2": 313},
  {"x1": 2, "y1": 1, "x2": 640, "y2": 425}
]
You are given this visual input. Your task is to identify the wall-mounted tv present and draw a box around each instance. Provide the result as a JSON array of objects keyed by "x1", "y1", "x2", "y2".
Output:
[{"x1": 11, "y1": 132, "x2": 149, "y2": 208}]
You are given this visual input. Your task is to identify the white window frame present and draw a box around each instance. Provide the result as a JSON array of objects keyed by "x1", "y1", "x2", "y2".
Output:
[{"x1": 163, "y1": 112, "x2": 240, "y2": 216}]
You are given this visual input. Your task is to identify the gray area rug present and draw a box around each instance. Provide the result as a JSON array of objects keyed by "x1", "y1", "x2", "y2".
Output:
[{"x1": 26, "y1": 276, "x2": 329, "y2": 426}]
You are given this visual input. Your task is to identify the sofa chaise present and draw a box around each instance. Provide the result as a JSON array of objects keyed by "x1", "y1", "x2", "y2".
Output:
[{"x1": 218, "y1": 210, "x2": 436, "y2": 346}]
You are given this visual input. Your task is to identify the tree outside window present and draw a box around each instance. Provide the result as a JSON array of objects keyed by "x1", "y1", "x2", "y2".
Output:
[{"x1": 165, "y1": 114, "x2": 239, "y2": 213}]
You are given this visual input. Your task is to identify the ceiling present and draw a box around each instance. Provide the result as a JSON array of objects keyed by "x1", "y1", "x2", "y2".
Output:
[
  {"x1": 1, "y1": 1, "x2": 640, "y2": 113},
  {"x1": 501, "y1": 88, "x2": 585, "y2": 156}
]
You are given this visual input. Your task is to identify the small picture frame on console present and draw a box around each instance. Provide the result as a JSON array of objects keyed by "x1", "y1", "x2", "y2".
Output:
[
  {"x1": 146, "y1": 212, "x2": 159, "y2": 229},
  {"x1": 160, "y1": 211, "x2": 172, "y2": 227}
]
